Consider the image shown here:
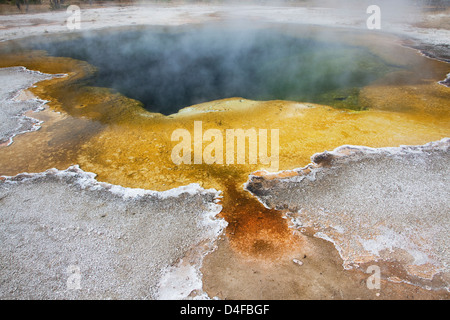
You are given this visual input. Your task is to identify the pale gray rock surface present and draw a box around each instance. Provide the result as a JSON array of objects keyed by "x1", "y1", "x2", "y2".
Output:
[
  {"x1": 0, "y1": 166, "x2": 226, "y2": 299},
  {"x1": 245, "y1": 139, "x2": 450, "y2": 289}
]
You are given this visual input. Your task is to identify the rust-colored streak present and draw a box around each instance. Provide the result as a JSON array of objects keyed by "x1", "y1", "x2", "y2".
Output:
[{"x1": 219, "y1": 179, "x2": 301, "y2": 260}]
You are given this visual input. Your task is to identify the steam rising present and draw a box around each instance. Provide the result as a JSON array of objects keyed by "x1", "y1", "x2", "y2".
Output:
[
  {"x1": 19, "y1": 0, "x2": 445, "y2": 114},
  {"x1": 26, "y1": 22, "x2": 399, "y2": 114}
]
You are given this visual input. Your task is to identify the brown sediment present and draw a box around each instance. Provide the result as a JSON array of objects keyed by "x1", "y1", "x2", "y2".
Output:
[{"x1": 0, "y1": 28, "x2": 449, "y2": 299}]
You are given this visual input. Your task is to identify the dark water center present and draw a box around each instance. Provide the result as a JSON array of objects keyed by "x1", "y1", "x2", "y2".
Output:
[{"x1": 29, "y1": 24, "x2": 398, "y2": 115}]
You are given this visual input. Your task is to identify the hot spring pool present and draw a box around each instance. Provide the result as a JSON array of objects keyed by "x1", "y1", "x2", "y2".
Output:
[{"x1": 22, "y1": 23, "x2": 400, "y2": 115}]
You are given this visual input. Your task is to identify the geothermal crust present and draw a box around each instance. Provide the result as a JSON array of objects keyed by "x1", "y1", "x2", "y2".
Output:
[
  {"x1": 0, "y1": 67, "x2": 54, "y2": 145},
  {"x1": 245, "y1": 139, "x2": 450, "y2": 290},
  {"x1": 0, "y1": 165, "x2": 226, "y2": 299}
]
